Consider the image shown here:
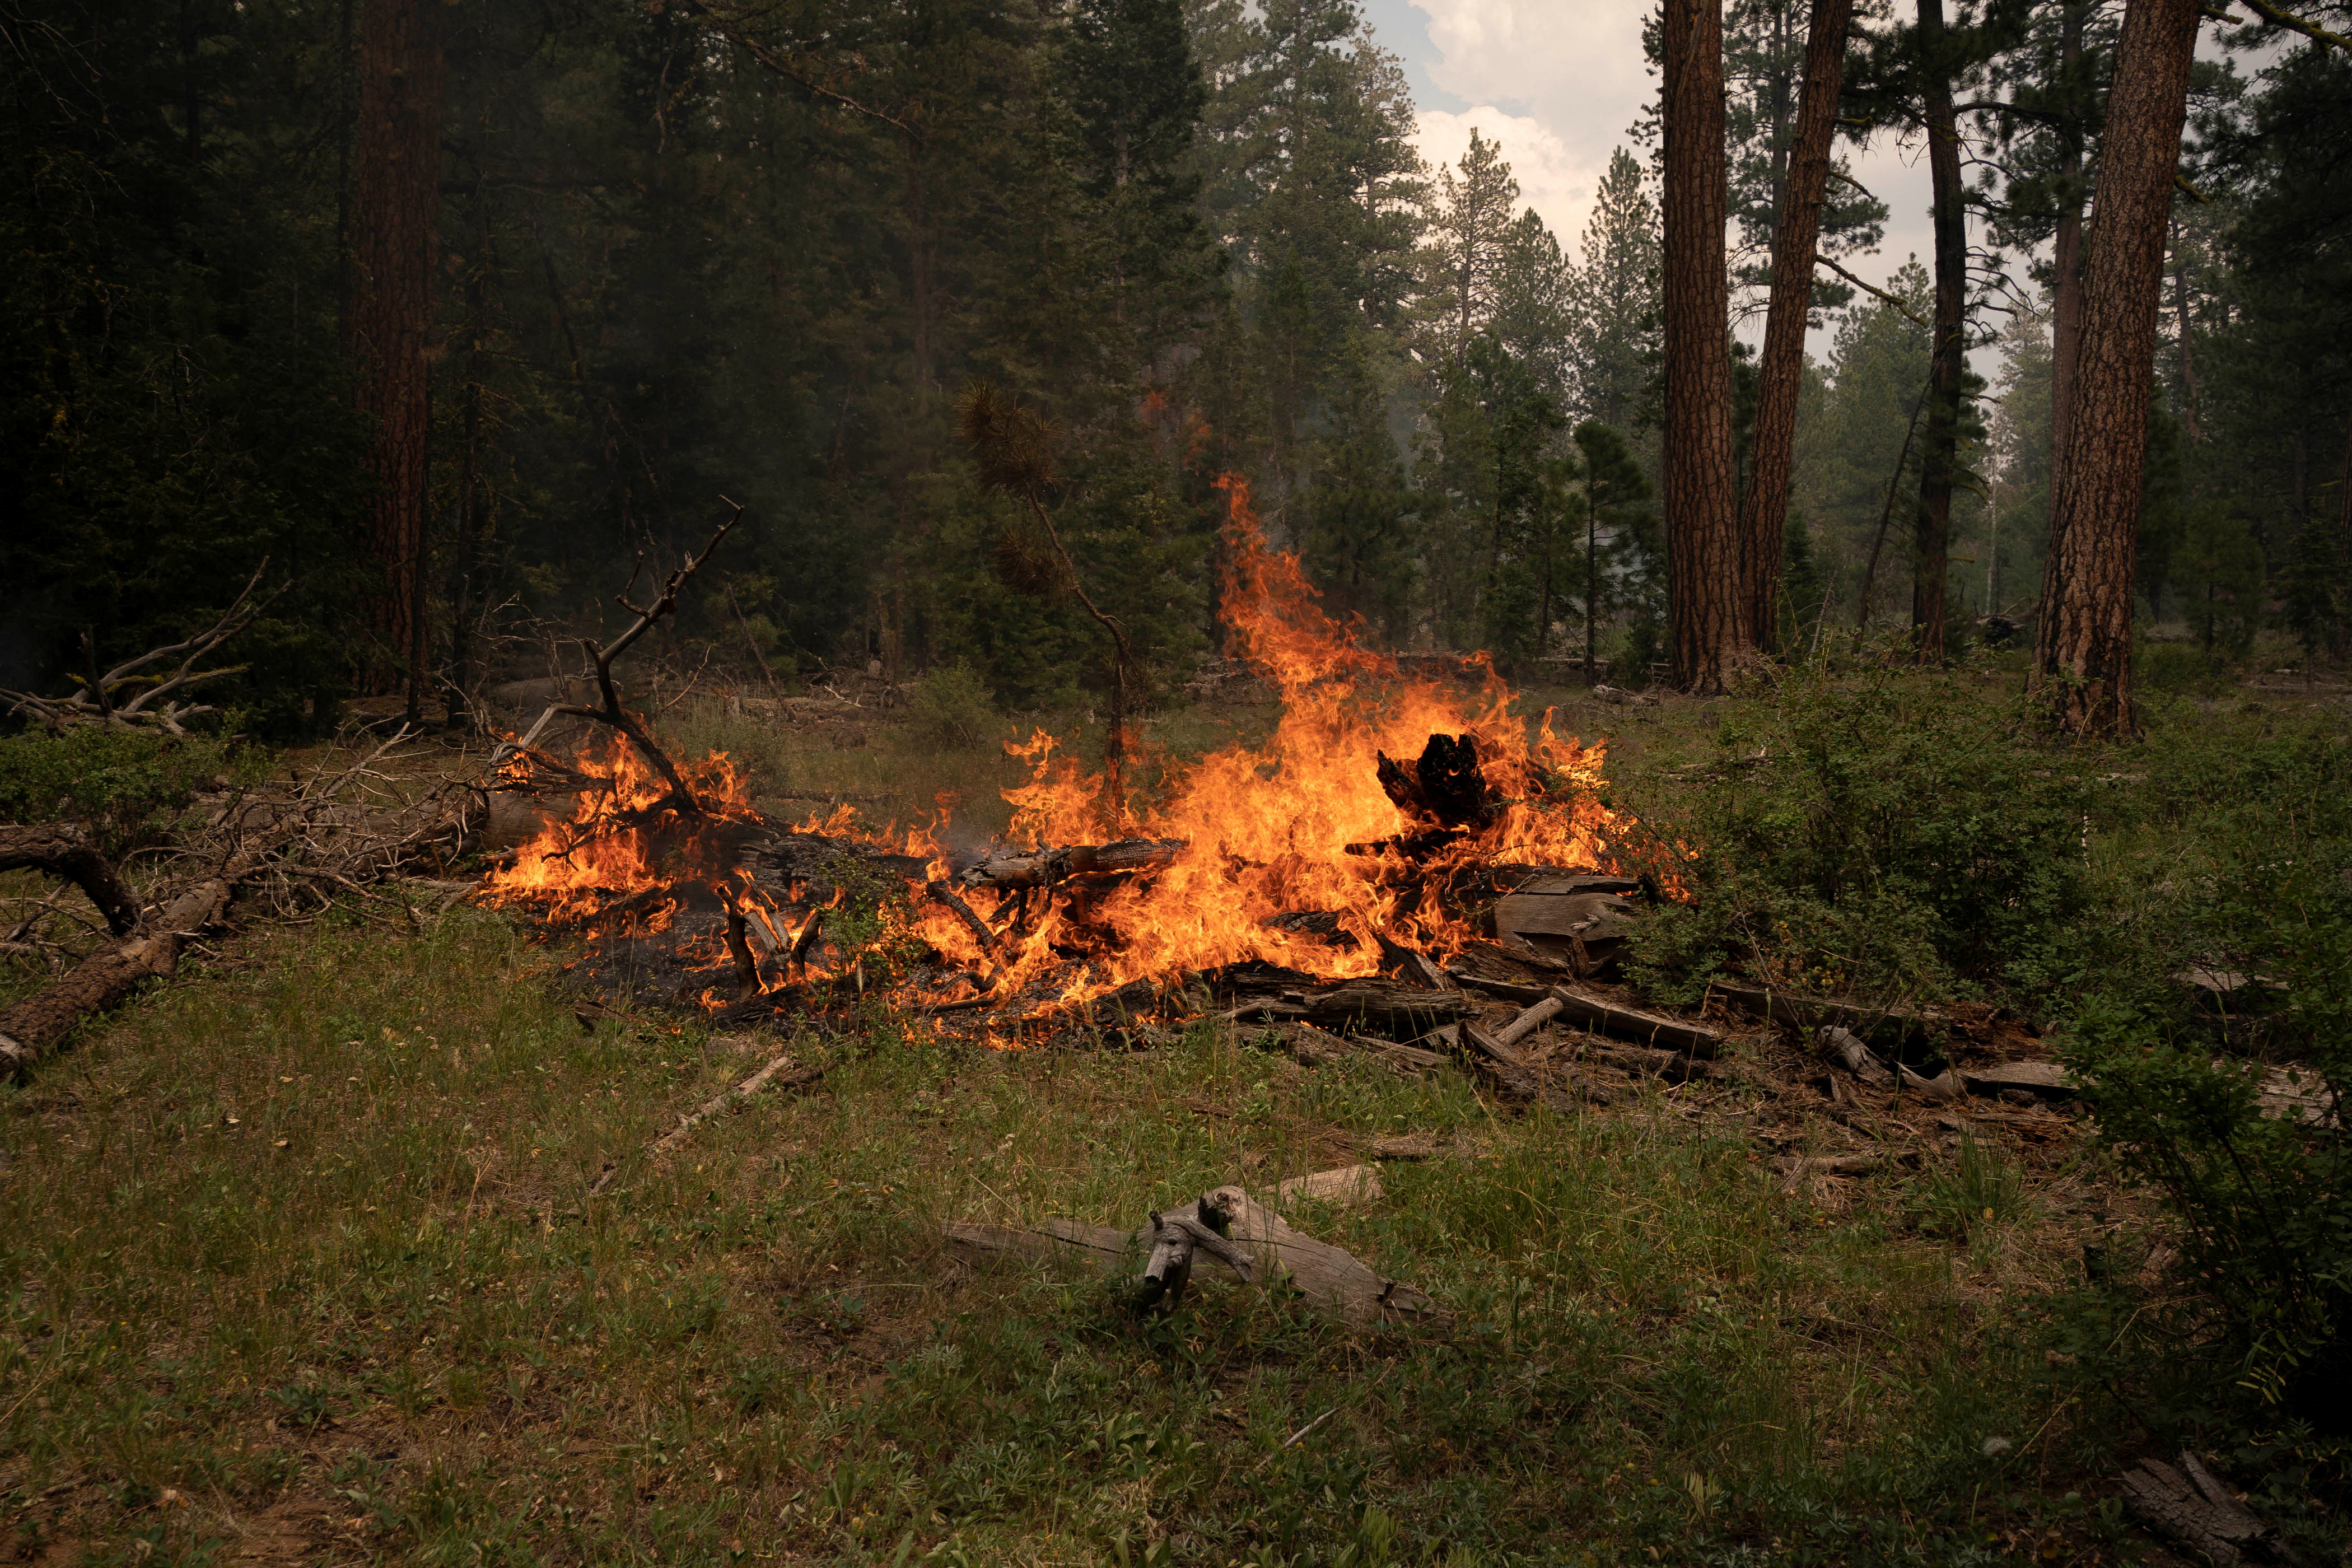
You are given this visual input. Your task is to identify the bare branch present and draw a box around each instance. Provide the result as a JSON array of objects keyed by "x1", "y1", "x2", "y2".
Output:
[{"x1": 1816, "y1": 255, "x2": 1933, "y2": 330}]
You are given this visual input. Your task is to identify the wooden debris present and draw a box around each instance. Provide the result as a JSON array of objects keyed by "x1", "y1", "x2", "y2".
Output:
[
  {"x1": 1772, "y1": 1152, "x2": 1881, "y2": 1186},
  {"x1": 1712, "y1": 981, "x2": 1934, "y2": 1045},
  {"x1": 1963, "y1": 1061, "x2": 2074, "y2": 1100},
  {"x1": 1817, "y1": 1025, "x2": 1893, "y2": 1086},
  {"x1": 2256, "y1": 1066, "x2": 2337, "y2": 1128},
  {"x1": 1490, "y1": 883, "x2": 1641, "y2": 973},
  {"x1": 1548, "y1": 985, "x2": 1723, "y2": 1058},
  {"x1": 959, "y1": 838, "x2": 1184, "y2": 892},
  {"x1": 1370, "y1": 1131, "x2": 1443, "y2": 1161},
  {"x1": 941, "y1": 1185, "x2": 1444, "y2": 1327},
  {"x1": 2120, "y1": 1450, "x2": 2306, "y2": 1567},
  {"x1": 1897, "y1": 1063, "x2": 1963, "y2": 1102},
  {"x1": 647, "y1": 1052, "x2": 824, "y2": 1158},
  {"x1": 1580, "y1": 1042, "x2": 1712, "y2": 1081},
  {"x1": 1376, "y1": 732, "x2": 1496, "y2": 828}
]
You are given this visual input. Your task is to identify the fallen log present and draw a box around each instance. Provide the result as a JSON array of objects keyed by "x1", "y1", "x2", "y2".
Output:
[
  {"x1": 0, "y1": 871, "x2": 235, "y2": 1076},
  {"x1": 1438, "y1": 1024, "x2": 1621, "y2": 1110},
  {"x1": 1962, "y1": 1061, "x2": 2074, "y2": 1100},
  {"x1": 942, "y1": 1184, "x2": 1444, "y2": 1327},
  {"x1": 1710, "y1": 981, "x2": 1935, "y2": 1046},
  {"x1": 959, "y1": 838, "x2": 1185, "y2": 892},
  {"x1": 1273, "y1": 1165, "x2": 1383, "y2": 1208},
  {"x1": 1548, "y1": 986, "x2": 1722, "y2": 1058},
  {"x1": 2, "y1": 738, "x2": 479, "y2": 1077},
  {"x1": 2120, "y1": 1450, "x2": 2305, "y2": 1567},
  {"x1": 0, "y1": 825, "x2": 141, "y2": 936}
]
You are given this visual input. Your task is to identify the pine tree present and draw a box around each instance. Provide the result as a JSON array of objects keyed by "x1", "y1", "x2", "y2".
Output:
[
  {"x1": 1565, "y1": 149, "x2": 1663, "y2": 430},
  {"x1": 1420, "y1": 128, "x2": 1522, "y2": 367}
]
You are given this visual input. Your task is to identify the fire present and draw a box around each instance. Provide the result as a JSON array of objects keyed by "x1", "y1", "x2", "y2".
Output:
[
  {"x1": 479, "y1": 732, "x2": 760, "y2": 931},
  {"x1": 481, "y1": 473, "x2": 1631, "y2": 1014},
  {"x1": 904, "y1": 474, "x2": 1626, "y2": 1001}
]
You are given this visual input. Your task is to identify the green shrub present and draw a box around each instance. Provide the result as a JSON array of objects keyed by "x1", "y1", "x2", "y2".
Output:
[
  {"x1": 2057, "y1": 723, "x2": 2352, "y2": 1446},
  {"x1": 0, "y1": 725, "x2": 261, "y2": 852},
  {"x1": 1623, "y1": 662, "x2": 2093, "y2": 1006},
  {"x1": 907, "y1": 662, "x2": 998, "y2": 750}
]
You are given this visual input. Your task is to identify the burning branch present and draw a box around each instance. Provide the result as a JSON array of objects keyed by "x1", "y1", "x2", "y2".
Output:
[
  {"x1": 0, "y1": 562, "x2": 286, "y2": 735},
  {"x1": 543, "y1": 499, "x2": 745, "y2": 819}
]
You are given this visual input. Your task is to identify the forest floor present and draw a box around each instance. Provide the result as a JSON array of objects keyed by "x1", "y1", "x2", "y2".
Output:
[{"x1": 4, "y1": 657, "x2": 2348, "y2": 1566}]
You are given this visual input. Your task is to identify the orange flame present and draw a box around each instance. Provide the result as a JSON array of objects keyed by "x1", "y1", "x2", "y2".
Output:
[
  {"x1": 904, "y1": 474, "x2": 1626, "y2": 1000},
  {"x1": 480, "y1": 473, "x2": 1631, "y2": 1014}
]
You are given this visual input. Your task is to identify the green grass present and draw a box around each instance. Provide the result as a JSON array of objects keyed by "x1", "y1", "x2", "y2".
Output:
[
  {"x1": 2, "y1": 907, "x2": 2131, "y2": 1566},
  {"x1": 13, "y1": 654, "x2": 2349, "y2": 1564}
]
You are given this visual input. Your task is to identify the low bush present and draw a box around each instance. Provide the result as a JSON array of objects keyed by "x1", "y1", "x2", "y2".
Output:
[
  {"x1": 2056, "y1": 721, "x2": 2352, "y2": 1461},
  {"x1": 0, "y1": 724, "x2": 259, "y2": 853},
  {"x1": 907, "y1": 661, "x2": 998, "y2": 750},
  {"x1": 1623, "y1": 660, "x2": 2094, "y2": 1007}
]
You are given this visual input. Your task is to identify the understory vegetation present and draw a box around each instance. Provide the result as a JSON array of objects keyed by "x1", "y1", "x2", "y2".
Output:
[{"x1": 3, "y1": 657, "x2": 2349, "y2": 1563}]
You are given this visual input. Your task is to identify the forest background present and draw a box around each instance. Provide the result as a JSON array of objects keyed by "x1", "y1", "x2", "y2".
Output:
[{"x1": 1, "y1": 0, "x2": 2348, "y2": 730}]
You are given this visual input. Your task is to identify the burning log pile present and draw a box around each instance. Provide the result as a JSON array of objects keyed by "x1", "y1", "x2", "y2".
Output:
[{"x1": 475, "y1": 477, "x2": 1731, "y2": 1110}]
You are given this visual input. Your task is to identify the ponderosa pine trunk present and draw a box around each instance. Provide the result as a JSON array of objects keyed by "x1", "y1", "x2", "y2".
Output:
[
  {"x1": 2033, "y1": 3, "x2": 2087, "y2": 675},
  {"x1": 1662, "y1": 0, "x2": 1748, "y2": 693},
  {"x1": 1910, "y1": 0, "x2": 1967, "y2": 664},
  {"x1": 2035, "y1": 0, "x2": 2202, "y2": 736},
  {"x1": 1739, "y1": 0, "x2": 1854, "y2": 650},
  {"x1": 347, "y1": 0, "x2": 445, "y2": 696}
]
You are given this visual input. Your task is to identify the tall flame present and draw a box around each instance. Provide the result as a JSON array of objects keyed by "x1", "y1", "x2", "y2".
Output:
[
  {"x1": 480, "y1": 473, "x2": 1630, "y2": 1011},
  {"x1": 908, "y1": 474, "x2": 1624, "y2": 999}
]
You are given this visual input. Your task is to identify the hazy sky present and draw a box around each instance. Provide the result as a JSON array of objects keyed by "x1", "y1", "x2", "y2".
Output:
[{"x1": 1356, "y1": 0, "x2": 1945, "y2": 350}]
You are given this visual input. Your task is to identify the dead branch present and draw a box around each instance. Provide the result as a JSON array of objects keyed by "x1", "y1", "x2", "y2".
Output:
[
  {"x1": 0, "y1": 730, "x2": 482, "y2": 1077},
  {"x1": 0, "y1": 825, "x2": 141, "y2": 936},
  {"x1": 0, "y1": 562, "x2": 286, "y2": 734},
  {"x1": 550, "y1": 500, "x2": 746, "y2": 818}
]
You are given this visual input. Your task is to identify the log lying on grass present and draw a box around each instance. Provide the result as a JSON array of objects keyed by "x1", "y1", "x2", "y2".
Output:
[
  {"x1": 2120, "y1": 1450, "x2": 2306, "y2": 1567},
  {"x1": 1, "y1": 734, "x2": 480, "y2": 1077},
  {"x1": 944, "y1": 1184, "x2": 1445, "y2": 1328},
  {"x1": 0, "y1": 825, "x2": 142, "y2": 937}
]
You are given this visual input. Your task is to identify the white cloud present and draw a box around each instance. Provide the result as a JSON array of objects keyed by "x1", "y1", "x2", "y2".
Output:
[
  {"x1": 1412, "y1": 106, "x2": 1597, "y2": 250},
  {"x1": 1401, "y1": 0, "x2": 1943, "y2": 356}
]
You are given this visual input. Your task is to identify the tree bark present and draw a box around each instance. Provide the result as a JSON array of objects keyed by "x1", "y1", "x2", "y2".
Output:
[
  {"x1": 346, "y1": 0, "x2": 445, "y2": 694},
  {"x1": 2035, "y1": 0, "x2": 2202, "y2": 736},
  {"x1": 0, "y1": 826, "x2": 141, "y2": 937},
  {"x1": 2034, "y1": 2, "x2": 2087, "y2": 675},
  {"x1": 1911, "y1": 0, "x2": 1968, "y2": 664},
  {"x1": 1739, "y1": 0, "x2": 1854, "y2": 650},
  {"x1": 1663, "y1": 0, "x2": 1749, "y2": 693}
]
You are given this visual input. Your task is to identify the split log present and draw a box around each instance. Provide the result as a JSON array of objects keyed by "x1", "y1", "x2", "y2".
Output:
[
  {"x1": 942, "y1": 1184, "x2": 1444, "y2": 1327},
  {"x1": 2120, "y1": 1450, "x2": 2305, "y2": 1567},
  {"x1": 1548, "y1": 986, "x2": 1722, "y2": 1058},
  {"x1": 1490, "y1": 883, "x2": 1641, "y2": 973},
  {"x1": 1817, "y1": 1025, "x2": 1893, "y2": 1086},
  {"x1": 1711, "y1": 981, "x2": 1936, "y2": 1046},
  {"x1": 1373, "y1": 932, "x2": 1452, "y2": 990},
  {"x1": 1963, "y1": 1061, "x2": 2074, "y2": 1100},
  {"x1": 0, "y1": 824, "x2": 141, "y2": 936},
  {"x1": 1581, "y1": 1042, "x2": 1712, "y2": 1082},
  {"x1": 958, "y1": 838, "x2": 1185, "y2": 892},
  {"x1": 1299, "y1": 981, "x2": 1468, "y2": 1034},
  {"x1": 1487, "y1": 993, "x2": 1563, "y2": 1051}
]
